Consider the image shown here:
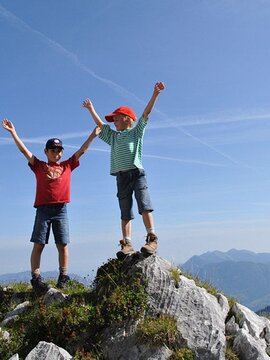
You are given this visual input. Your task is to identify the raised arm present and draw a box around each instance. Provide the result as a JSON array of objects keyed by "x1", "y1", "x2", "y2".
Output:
[
  {"x1": 142, "y1": 81, "x2": 165, "y2": 119},
  {"x1": 2, "y1": 119, "x2": 34, "y2": 165},
  {"x1": 82, "y1": 99, "x2": 104, "y2": 128},
  {"x1": 74, "y1": 126, "x2": 101, "y2": 161}
]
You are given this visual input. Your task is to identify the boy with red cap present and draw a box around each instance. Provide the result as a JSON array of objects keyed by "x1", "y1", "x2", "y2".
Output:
[
  {"x1": 83, "y1": 82, "x2": 165, "y2": 259},
  {"x1": 2, "y1": 118, "x2": 100, "y2": 293}
]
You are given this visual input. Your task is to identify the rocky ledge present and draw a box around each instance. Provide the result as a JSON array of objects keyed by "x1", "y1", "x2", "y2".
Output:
[{"x1": 1, "y1": 254, "x2": 270, "y2": 359}]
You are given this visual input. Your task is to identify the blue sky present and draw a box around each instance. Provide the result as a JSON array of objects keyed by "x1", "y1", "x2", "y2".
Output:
[{"x1": 1, "y1": 0, "x2": 270, "y2": 276}]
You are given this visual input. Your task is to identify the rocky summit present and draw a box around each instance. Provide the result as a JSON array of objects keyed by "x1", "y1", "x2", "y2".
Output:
[{"x1": 1, "y1": 254, "x2": 270, "y2": 359}]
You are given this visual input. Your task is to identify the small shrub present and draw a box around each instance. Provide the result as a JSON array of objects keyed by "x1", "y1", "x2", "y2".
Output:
[
  {"x1": 170, "y1": 348, "x2": 195, "y2": 360},
  {"x1": 14, "y1": 299, "x2": 96, "y2": 357},
  {"x1": 0, "y1": 329, "x2": 24, "y2": 360},
  {"x1": 227, "y1": 296, "x2": 237, "y2": 309},
  {"x1": 170, "y1": 267, "x2": 181, "y2": 288},
  {"x1": 73, "y1": 349, "x2": 103, "y2": 360},
  {"x1": 92, "y1": 259, "x2": 148, "y2": 325},
  {"x1": 0, "y1": 259, "x2": 148, "y2": 360},
  {"x1": 0, "y1": 258, "x2": 148, "y2": 358},
  {"x1": 137, "y1": 315, "x2": 178, "y2": 347},
  {"x1": 225, "y1": 346, "x2": 239, "y2": 360},
  {"x1": 0, "y1": 284, "x2": 34, "y2": 322},
  {"x1": 181, "y1": 272, "x2": 219, "y2": 296}
]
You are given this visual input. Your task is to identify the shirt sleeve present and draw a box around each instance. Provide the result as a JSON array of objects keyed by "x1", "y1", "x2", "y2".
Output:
[
  {"x1": 99, "y1": 124, "x2": 113, "y2": 145},
  {"x1": 28, "y1": 156, "x2": 39, "y2": 172},
  {"x1": 67, "y1": 154, "x2": 80, "y2": 171},
  {"x1": 134, "y1": 116, "x2": 148, "y2": 137}
]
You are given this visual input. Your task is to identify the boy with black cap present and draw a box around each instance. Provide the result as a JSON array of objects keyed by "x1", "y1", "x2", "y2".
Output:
[
  {"x1": 2, "y1": 118, "x2": 100, "y2": 293},
  {"x1": 83, "y1": 81, "x2": 165, "y2": 259}
]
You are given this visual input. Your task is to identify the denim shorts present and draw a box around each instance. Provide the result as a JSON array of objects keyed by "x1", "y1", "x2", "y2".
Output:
[
  {"x1": 116, "y1": 168, "x2": 153, "y2": 220},
  {"x1": 30, "y1": 203, "x2": 70, "y2": 245}
]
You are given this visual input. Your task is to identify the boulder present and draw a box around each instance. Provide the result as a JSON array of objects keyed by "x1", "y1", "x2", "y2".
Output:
[
  {"x1": 43, "y1": 288, "x2": 68, "y2": 306},
  {"x1": 8, "y1": 355, "x2": 19, "y2": 360},
  {"x1": 233, "y1": 328, "x2": 270, "y2": 360},
  {"x1": 25, "y1": 341, "x2": 72, "y2": 360},
  {"x1": 0, "y1": 326, "x2": 10, "y2": 341},
  {"x1": 230, "y1": 303, "x2": 270, "y2": 359},
  {"x1": 101, "y1": 255, "x2": 228, "y2": 359},
  {"x1": 1, "y1": 301, "x2": 30, "y2": 326}
]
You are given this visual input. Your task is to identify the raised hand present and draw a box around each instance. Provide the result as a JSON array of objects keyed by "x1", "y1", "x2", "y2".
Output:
[
  {"x1": 154, "y1": 81, "x2": 165, "y2": 94},
  {"x1": 82, "y1": 98, "x2": 93, "y2": 110},
  {"x1": 2, "y1": 118, "x2": 15, "y2": 133}
]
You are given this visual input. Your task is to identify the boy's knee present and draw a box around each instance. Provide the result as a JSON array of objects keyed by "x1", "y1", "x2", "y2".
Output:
[
  {"x1": 56, "y1": 243, "x2": 68, "y2": 252},
  {"x1": 33, "y1": 243, "x2": 45, "y2": 252}
]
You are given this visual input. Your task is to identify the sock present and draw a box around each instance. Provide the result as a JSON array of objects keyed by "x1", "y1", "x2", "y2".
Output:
[
  {"x1": 124, "y1": 236, "x2": 132, "y2": 243},
  {"x1": 31, "y1": 269, "x2": 40, "y2": 279},
  {"x1": 59, "y1": 267, "x2": 68, "y2": 276},
  {"x1": 146, "y1": 227, "x2": 155, "y2": 235}
]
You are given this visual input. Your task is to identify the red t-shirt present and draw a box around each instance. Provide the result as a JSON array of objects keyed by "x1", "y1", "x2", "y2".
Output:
[{"x1": 29, "y1": 154, "x2": 80, "y2": 207}]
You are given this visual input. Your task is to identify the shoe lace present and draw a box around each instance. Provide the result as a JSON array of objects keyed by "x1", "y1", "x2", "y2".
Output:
[
  {"x1": 119, "y1": 240, "x2": 126, "y2": 249},
  {"x1": 146, "y1": 234, "x2": 157, "y2": 243},
  {"x1": 118, "y1": 239, "x2": 133, "y2": 249}
]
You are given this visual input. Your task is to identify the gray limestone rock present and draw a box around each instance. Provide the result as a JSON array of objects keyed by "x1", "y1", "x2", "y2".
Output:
[
  {"x1": 233, "y1": 328, "x2": 270, "y2": 360},
  {"x1": 101, "y1": 254, "x2": 228, "y2": 360},
  {"x1": 230, "y1": 302, "x2": 270, "y2": 359},
  {"x1": 0, "y1": 326, "x2": 10, "y2": 340},
  {"x1": 232, "y1": 302, "x2": 270, "y2": 342},
  {"x1": 1, "y1": 301, "x2": 30, "y2": 326},
  {"x1": 8, "y1": 355, "x2": 19, "y2": 360},
  {"x1": 25, "y1": 341, "x2": 72, "y2": 360},
  {"x1": 4, "y1": 255, "x2": 270, "y2": 360},
  {"x1": 225, "y1": 316, "x2": 239, "y2": 336},
  {"x1": 43, "y1": 288, "x2": 69, "y2": 306},
  {"x1": 101, "y1": 319, "x2": 173, "y2": 359}
]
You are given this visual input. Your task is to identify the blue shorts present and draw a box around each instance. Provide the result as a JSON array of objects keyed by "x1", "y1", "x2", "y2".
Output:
[
  {"x1": 30, "y1": 203, "x2": 70, "y2": 245},
  {"x1": 116, "y1": 168, "x2": 153, "y2": 220}
]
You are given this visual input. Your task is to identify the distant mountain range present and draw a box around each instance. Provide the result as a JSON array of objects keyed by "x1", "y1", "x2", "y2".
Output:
[
  {"x1": 182, "y1": 249, "x2": 270, "y2": 311},
  {"x1": 0, "y1": 270, "x2": 90, "y2": 286}
]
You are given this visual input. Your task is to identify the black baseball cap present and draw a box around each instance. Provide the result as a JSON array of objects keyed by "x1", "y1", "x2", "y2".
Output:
[{"x1": 45, "y1": 138, "x2": 64, "y2": 150}]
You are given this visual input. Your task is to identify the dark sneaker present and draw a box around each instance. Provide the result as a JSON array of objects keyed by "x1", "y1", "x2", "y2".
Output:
[
  {"x1": 56, "y1": 274, "x2": 71, "y2": 289},
  {"x1": 140, "y1": 234, "x2": 158, "y2": 255},
  {"x1": 31, "y1": 275, "x2": 51, "y2": 294},
  {"x1": 116, "y1": 239, "x2": 135, "y2": 260}
]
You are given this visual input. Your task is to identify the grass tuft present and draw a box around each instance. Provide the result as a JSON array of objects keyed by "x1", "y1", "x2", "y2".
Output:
[{"x1": 137, "y1": 314, "x2": 178, "y2": 347}]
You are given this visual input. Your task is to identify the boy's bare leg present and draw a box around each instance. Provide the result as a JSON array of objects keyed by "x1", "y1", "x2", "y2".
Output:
[
  {"x1": 30, "y1": 243, "x2": 51, "y2": 293},
  {"x1": 56, "y1": 244, "x2": 69, "y2": 275},
  {"x1": 121, "y1": 219, "x2": 132, "y2": 239},
  {"x1": 142, "y1": 211, "x2": 155, "y2": 232},
  {"x1": 30, "y1": 243, "x2": 45, "y2": 277}
]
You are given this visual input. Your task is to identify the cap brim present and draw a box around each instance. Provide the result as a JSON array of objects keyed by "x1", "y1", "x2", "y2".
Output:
[
  {"x1": 105, "y1": 113, "x2": 116, "y2": 122},
  {"x1": 47, "y1": 146, "x2": 64, "y2": 150}
]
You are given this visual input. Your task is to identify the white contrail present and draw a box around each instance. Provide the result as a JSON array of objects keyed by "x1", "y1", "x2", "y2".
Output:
[
  {"x1": 144, "y1": 154, "x2": 231, "y2": 168},
  {"x1": 152, "y1": 108, "x2": 244, "y2": 166},
  {"x1": 0, "y1": 135, "x2": 230, "y2": 167},
  {"x1": 0, "y1": 4, "x2": 145, "y2": 105},
  {"x1": 0, "y1": 4, "x2": 243, "y2": 166},
  {"x1": 150, "y1": 109, "x2": 270, "y2": 129}
]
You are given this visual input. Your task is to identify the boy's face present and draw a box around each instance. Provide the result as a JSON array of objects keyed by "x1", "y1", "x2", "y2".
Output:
[
  {"x1": 44, "y1": 148, "x2": 63, "y2": 163},
  {"x1": 113, "y1": 114, "x2": 133, "y2": 131}
]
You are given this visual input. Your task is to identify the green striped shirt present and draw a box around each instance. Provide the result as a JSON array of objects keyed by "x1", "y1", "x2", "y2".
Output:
[{"x1": 99, "y1": 116, "x2": 148, "y2": 175}]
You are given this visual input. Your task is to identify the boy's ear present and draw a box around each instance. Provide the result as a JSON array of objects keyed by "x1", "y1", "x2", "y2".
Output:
[{"x1": 44, "y1": 148, "x2": 48, "y2": 155}]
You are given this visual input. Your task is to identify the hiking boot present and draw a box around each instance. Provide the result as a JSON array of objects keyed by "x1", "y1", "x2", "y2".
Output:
[
  {"x1": 140, "y1": 234, "x2": 158, "y2": 255},
  {"x1": 56, "y1": 274, "x2": 71, "y2": 289},
  {"x1": 116, "y1": 239, "x2": 135, "y2": 260},
  {"x1": 31, "y1": 275, "x2": 51, "y2": 294}
]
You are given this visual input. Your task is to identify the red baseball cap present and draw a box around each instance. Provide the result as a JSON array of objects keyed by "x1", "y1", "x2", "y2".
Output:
[{"x1": 105, "y1": 106, "x2": 137, "y2": 122}]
